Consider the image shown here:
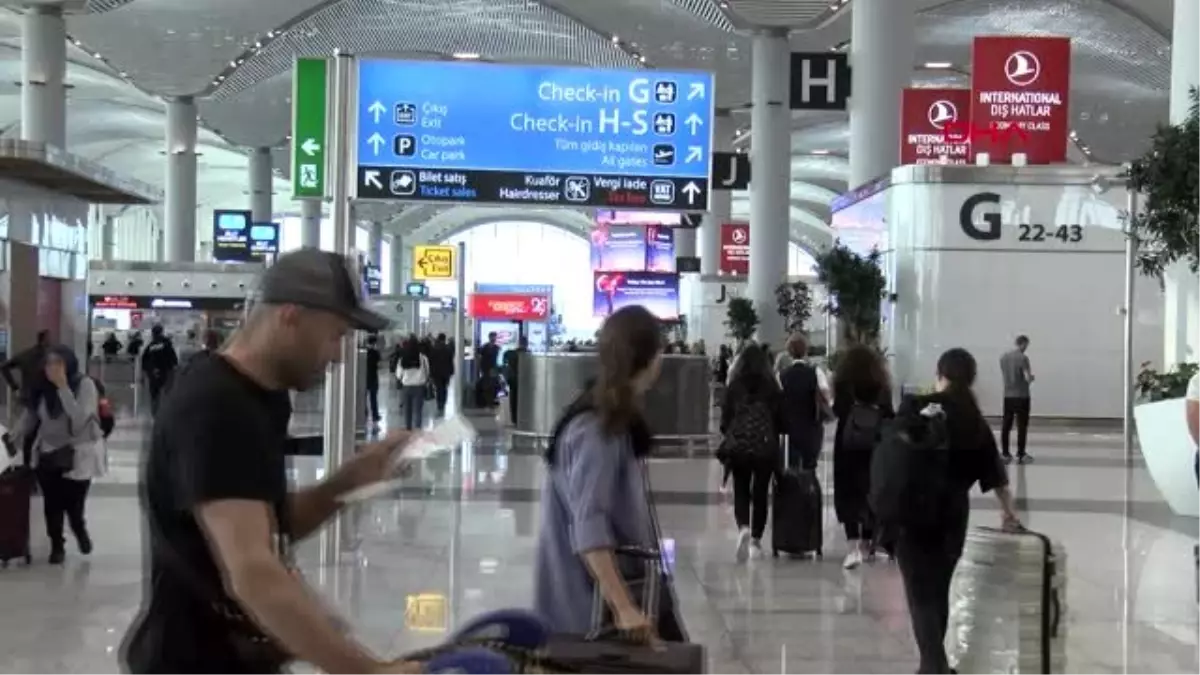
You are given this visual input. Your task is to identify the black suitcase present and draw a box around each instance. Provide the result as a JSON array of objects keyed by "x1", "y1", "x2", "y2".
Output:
[
  {"x1": 771, "y1": 436, "x2": 823, "y2": 558},
  {"x1": 0, "y1": 466, "x2": 33, "y2": 566}
]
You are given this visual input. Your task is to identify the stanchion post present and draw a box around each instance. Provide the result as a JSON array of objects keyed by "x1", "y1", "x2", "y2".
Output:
[
  {"x1": 1122, "y1": 178, "x2": 1138, "y2": 464},
  {"x1": 453, "y1": 242, "x2": 466, "y2": 412}
]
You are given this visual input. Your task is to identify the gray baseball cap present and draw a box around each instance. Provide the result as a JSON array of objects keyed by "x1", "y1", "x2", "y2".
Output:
[{"x1": 255, "y1": 248, "x2": 390, "y2": 333}]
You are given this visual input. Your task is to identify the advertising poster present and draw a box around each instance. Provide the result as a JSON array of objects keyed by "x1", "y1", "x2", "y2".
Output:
[
  {"x1": 719, "y1": 223, "x2": 749, "y2": 275},
  {"x1": 900, "y1": 88, "x2": 973, "y2": 165},
  {"x1": 969, "y1": 36, "x2": 1071, "y2": 164},
  {"x1": 593, "y1": 272, "x2": 679, "y2": 320},
  {"x1": 468, "y1": 292, "x2": 551, "y2": 322},
  {"x1": 589, "y1": 224, "x2": 647, "y2": 272},
  {"x1": 644, "y1": 224, "x2": 675, "y2": 272}
]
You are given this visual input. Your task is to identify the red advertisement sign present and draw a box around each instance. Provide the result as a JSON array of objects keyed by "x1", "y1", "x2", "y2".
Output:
[
  {"x1": 720, "y1": 223, "x2": 749, "y2": 275},
  {"x1": 467, "y1": 293, "x2": 550, "y2": 322},
  {"x1": 969, "y1": 36, "x2": 1071, "y2": 164},
  {"x1": 900, "y1": 88, "x2": 973, "y2": 165}
]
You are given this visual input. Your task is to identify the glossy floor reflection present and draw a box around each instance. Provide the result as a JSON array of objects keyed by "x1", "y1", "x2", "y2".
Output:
[{"x1": 0, "y1": 387, "x2": 1196, "y2": 673}]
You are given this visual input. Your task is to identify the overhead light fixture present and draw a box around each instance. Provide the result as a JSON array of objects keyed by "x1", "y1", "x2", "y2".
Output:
[
  {"x1": 452, "y1": 52, "x2": 481, "y2": 60},
  {"x1": 611, "y1": 35, "x2": 620, "y2": 43},
  {"x1": 923, "y1": 61, "x2": 953, "y2": 69}
]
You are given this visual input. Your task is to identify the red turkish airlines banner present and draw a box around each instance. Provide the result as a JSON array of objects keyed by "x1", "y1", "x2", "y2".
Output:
[
  {"x1": 969, "y1": 36, "x2": 1071, "y2": 164},
  {"x1": 467, "y1": 293, "x2": 550, "y2": 322},
  {"x1": 900, "y1": 88, "x2": 973, "y2": 165},
  {"x1": 719, "y1": 223, "x2": 749, "y2": 276}
]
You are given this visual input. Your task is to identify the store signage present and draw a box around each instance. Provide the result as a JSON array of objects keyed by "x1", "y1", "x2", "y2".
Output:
[
  {"x1": 900, "y1": 88, "x2": 974, "y2": 165},
  {"x1": 412, "y1": 245, "x2": 456, "y2": 280},
  {"x1": 719, "y1": 222, "x2": 749, "y2": 275},
  {"x1": 354, "y1": 59, "x2": 715, "y2": 210},
  {"x1": 212, "y1": 210, "x2": 253, "y2": 262},
  {"x1": 89, "y1": 295, "x2": 246, "y2": 311},
  {"x1": 468, "y1": 292, "x2": 550, "y2": 321},
  {"x1": 969, "y1": 36, "x2": 1071, "y2": 164},
  {"x1": 645, "y1": 224, "x2": 675, "y2": 273},
  {"x1": 789, "y1": 52, "x2": 851, "y2": 111},
  {"x1": 711, "y1": 151, "x2": 750, "y2": 190},
  {"x1": 593, "y1": 271, "x2": 679, "y2": 320},
  {"x1": 291, "y1": 57, "x2": 329, "y2": 199}
]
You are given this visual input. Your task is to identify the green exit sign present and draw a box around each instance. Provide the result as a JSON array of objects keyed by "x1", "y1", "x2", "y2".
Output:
[{"x1": 291, "y1": 57, "x2": 328, "y2": 200}]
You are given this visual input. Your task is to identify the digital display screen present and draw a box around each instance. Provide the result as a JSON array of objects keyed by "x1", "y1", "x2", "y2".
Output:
[
  {"x1": 593, "y1": 271, "x2": 679, "y2": 320},
  {"x1": 212, "y1": 209, "x2": 253, "y2": 262}
]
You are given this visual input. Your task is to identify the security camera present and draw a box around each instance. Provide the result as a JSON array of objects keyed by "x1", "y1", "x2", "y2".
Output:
[
  {"x1": 209, "y1": 280, "x2": 218, "y2": 290},
  {"x1": 181, "y1": 279, "x2": 191, "y2": 288},
  {"x1": 153, "y1": 279, "x2": 163, "y2": 288},
  {"x1": 97, "y1": 279, "x2": 106, "y2": 286},
  {"x1": 125, "y1": 279, "x2": 135, "y2": 287},
  {"x1": 237, "y1": 281, "x2": 247, "y2": 290}
]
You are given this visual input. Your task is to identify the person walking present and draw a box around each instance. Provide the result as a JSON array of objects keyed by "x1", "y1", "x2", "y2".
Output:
[
  {"x1": 428, "y1": 333, "x2": 455, "y2": 417},
  {"x1": 364, "y1": 334, "x2": 382, "y2": 424},
  {"x1": 18, "y1": 346, "x2": 105, "y2": 565},
  {"x1": 999, "y1": 335, "x2": 1035, "y2": 464},
  {"x1": 779, "y1": 333, "x2": 831, "y2": 472},
  {"x1": 719, "y1": 344, "x2": 784, "y2": 562},
  {"x1": 395, "y1": 336, "x2": 430, "y2": 431},
  {"x1": 832, "y1": 344, "x2": 894, "y2": 570},
  {"x1": 140, "y1": 325, "x2": 179, "y2": 416}
]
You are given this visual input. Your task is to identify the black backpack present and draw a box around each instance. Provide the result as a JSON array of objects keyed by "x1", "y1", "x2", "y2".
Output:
[
  {"x1": 91, "y1": 377, "x2": 115, "y2": 438},
  {"x1": 841, "y1": 401, "x2": 883, "y2": 452},
  {"x1": 869, "y1": 400, "x2": 951, "y2": 531},
  {"x1": 718, "y1": 399, "x2": 777, "y2": 464}
]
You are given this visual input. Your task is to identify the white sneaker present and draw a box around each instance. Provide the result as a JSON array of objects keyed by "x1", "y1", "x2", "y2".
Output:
[
  {"x1": 842, "y1": 548, "x2": 864, "y2": 570},
  {"x1": 735, "y1": 527, "x2": 751, "y2": 562},
  {"x1": 749, "y1": 539, "x2": 764, "y2": 560}
]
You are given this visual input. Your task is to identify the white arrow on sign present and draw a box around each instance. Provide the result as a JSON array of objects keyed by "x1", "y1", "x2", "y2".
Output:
[
  {"x1": 364, "y1": 170, "x2": 383, "y2": 190},
  {"x1": 687, "y1": 82, "x2": 706, "y2": 101},
  {"x1": 368, "y1": 100, "x2": 386, "y2": 124},
  {"x1": 685, "y1": 113, "x2": 704, "y2": 135},
  {"x1": 685, "y1": 146, "x2": 703, "y2": 163},
  {"x1": 300, "y1": 138, "x2": 321, "y2": 157},
  {"x1": 367, "y1": 132, "x2": 386, "y2": 156},
  {"x1": 682, "y1": 181, "x2": 701, "y2": 205}
]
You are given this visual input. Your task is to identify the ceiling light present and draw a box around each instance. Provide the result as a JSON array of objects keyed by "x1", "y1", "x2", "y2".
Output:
[
  {"x1": 923, "y1": 61, "x2": 953, "y2": 69},
  {"x1": 638, "y1": 55, "x2": 647, "y2": 63},
  {"x1": 811, "y1": 149, "x2": 831, "y2": 155},
  {"x1": 452, "y1": 52, "x2": 481, "y2": 60},
  {"x1": 611, "y1": 35, "x2": 620, "y2": 43}
]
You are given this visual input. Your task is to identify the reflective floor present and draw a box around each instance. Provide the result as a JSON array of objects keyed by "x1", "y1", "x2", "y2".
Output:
[{"x1": 0, "y1": 385, "x2": 1196, "y2": 673}]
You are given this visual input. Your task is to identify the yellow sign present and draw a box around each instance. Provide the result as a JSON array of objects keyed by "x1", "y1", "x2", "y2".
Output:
[
  {"x1": 412, "y1": 245, "x2": 456, "y2": 280},
  {"x1": 404, "y1": 593, "x2": 448, "y2": 633}
]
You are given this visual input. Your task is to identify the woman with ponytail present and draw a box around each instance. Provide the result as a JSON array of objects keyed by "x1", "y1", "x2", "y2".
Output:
[
  {"x1": 534, "y1": 305, "x2": 685, "y2": 643},
  {"x1": 895, "y1": 347, "x2": 1020, "y2": 674}
]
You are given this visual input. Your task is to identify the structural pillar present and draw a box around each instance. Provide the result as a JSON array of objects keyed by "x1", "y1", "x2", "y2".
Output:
[
  {"x1": 101, "y1": 214, "x2": 116, "y2": 262},
  {"x1": 847, "y1": 0, "x2": 915, "y2": 187},
  {"x1": 1164, "y1": 0, "x2": 1200, "y2": 364},
  {"x1": 249, "y1": 146, "x2": 273, "y2": 223},
  {"x1": 21, "y1": 5, "x2": 66, "y2": 147},
  {"x1": 748, "y1": 31, "x2": 791, "y2": 343},
  {"x1": 368, "y1": 221, "x2": 384, "y2": 268},
  {"x1": 300, "y1": 199, "x2": 322, "y2": 248},
  {"x1": 164, "y1": 96, "x2": 198, "y2": 262},
  {"x1": 389, "y1": 234, "x2": 405, "y2": 294},
  {"x1": 700, "y1": 112, "x2": 734, "y2": 276}
]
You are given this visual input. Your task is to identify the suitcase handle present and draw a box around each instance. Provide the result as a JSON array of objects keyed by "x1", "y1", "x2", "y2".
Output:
[{"x1": 1048, "y1": 586, "x2": 1061, "y2": 639}]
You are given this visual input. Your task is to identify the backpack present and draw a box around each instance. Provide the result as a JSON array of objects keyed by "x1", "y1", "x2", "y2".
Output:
[
  {"x1": 869, "y1": 400, "x2": 951, "y2": 531},
  {"x1": 841, "y1": 401, "x2": 883, "y2": 452},
  {"x1": 718, "y1": 399, "x2": 777, "y2": 464},
  {"x1": 91, "y1": 378, "x2": 115, "y2": 439}
]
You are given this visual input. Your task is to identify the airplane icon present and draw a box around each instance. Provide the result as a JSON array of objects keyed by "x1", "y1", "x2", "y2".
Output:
[{"x1": 652, "y1": 144, "x2": 676, "y2": 166}]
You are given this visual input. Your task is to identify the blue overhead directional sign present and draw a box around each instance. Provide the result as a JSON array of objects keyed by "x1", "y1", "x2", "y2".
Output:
[{"x1": 355, "y1": 59, "x2": 715, "y2": 211}]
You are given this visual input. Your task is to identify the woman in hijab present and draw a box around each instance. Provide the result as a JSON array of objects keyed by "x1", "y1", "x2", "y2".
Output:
[{"x1": 19, "y1": 346, "x2": 106, "y2": 564}]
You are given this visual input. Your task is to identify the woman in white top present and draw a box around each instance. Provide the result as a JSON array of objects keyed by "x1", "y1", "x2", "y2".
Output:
[
  {"x1": 18, "y1": 346, "x2": 106, "y2": 564},
  {"x1": 395, "y1": 336, "x2": 430, "y2": 430}
]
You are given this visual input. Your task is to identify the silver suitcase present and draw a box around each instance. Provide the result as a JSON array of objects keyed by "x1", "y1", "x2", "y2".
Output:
[{"x1": 946, "y1": 526, "x2": 1067, "y2": 674}]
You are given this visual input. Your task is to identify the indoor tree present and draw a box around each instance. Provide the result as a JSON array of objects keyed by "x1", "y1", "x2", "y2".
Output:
[
  {"x1": 724, "y1": 297, "x2": 759, "y2": 344},
  {"x1": 1126, "y1": 86, "x2": 1199, "y2": 280},
  {"x1": 775, "y1": 280, "x2": 813, "y2": 336},
  {"x1": 815, "y1": 241, "x2": 887, "y2": 346}
]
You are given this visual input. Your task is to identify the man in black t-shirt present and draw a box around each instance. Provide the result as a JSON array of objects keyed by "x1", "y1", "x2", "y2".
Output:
[{"x1": 120, "y1": 249, "x2": 419, "y2": 674}]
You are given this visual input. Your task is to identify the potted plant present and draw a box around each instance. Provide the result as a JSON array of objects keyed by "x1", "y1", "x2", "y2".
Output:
[
  {"x1": 775, "y1": 280, "x2": 813, "y2": 337},
  {"x1": 815, "y1": 241, "x2": 887, "y2": 346},
  {"x1": 1126, "y1": 90, "x2": 1200, "y2": 516},
  {"x1": 724, "y1": 297, "x2": 759, "y2": 346}
]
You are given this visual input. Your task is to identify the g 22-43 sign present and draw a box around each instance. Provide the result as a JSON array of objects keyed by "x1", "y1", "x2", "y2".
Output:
[{"x1": 959, "y1": 192, "x2": 1084, "y2": 244}]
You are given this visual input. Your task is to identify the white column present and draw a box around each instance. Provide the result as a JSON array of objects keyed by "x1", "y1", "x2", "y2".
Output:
[
  {"x1": 749, "y1": 31, "x2": 791, "y2": 343},
  {"x1": 101, "y1": 214, "x2": 116, "y2": 261},
  {"x1": 1163, "y1": 0, "x2": 1200, "y2": 364},
  {"x1": 369, "y1": 221, "x2": 384, "y2": 267},
  {"x1": 847, "y1": 0, "x2": 915, "y2": 187},
  {"x1": 700, "y1": 112, "x2": 734, "y2": 275},
  {"x1": 249, "y1": 146, "x2": 273, "y2": 222},
  {"x1": 21, "y1": 5, "x2": 66, "y2": 147},
  {"x1": 165, "y1": 96, "x2": 198, "y2": 262},
  {"x1": 389, "y1": 234, "x2": 405, "y2": 294},
  {"x1": 300, "y1": 199, "x2": 322, "y2": 248}
]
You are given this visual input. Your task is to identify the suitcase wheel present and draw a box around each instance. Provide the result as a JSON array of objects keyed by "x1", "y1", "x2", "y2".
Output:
[{"x1": 772, "y1": 550, "x2": 779, "y2": 558}]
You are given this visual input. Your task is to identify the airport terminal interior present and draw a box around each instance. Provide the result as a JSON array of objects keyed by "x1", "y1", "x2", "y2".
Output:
[{"x1": 0, "y1": 0, "x2": 1196, "y2": 673}]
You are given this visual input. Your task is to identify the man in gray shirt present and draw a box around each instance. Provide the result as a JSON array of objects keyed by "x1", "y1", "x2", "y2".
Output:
[{"x1": 999, "y1": 335, "x2": 1035, "y2": 464}]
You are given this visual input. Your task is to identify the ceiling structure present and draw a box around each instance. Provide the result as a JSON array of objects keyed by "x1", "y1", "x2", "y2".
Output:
[{"x1": 0, "y1": 0, "x2": 1177, "y2": 249}]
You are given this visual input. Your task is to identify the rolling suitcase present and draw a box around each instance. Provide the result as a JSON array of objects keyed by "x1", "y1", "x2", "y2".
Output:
[
  {"x1": 0, "y1": 466, "x2": 33, "y2": 567},
  {"x1": 771, "y1": 435, "x2": 823, "y2": 558},
  {"x1": 946, "y1": 526, "x2": 1067, "y2": 673}
]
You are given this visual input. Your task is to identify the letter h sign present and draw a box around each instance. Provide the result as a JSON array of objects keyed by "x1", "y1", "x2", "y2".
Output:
[{"x1": 789, "y1": 53, "x2": 851, "y2": 111}]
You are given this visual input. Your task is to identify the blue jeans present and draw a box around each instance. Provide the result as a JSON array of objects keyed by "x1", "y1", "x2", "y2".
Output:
[{"x1": 403, "y1": 385, "x2": 426, "y2": 430}]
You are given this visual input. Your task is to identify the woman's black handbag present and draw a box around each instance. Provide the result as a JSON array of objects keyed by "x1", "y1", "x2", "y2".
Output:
[{"x1": 42, "y1": 444, "x2": 75, "y2": 472}]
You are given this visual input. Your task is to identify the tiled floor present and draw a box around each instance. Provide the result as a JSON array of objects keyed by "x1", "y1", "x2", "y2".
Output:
[{"x1": 0, "y1": 385, "x2": 1196, "y2": 673}]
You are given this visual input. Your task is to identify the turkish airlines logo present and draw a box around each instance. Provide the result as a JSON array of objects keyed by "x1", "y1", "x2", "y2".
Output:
[
  {"x1": 730, "y1": 227, "x2": 748, "y2": 245},
  {"x1": 927, "y1": 100, "x2": 958, "y2": 130},
  {"x1": 1004, "y1": 50, "x2": 1041, "y2": 87}
]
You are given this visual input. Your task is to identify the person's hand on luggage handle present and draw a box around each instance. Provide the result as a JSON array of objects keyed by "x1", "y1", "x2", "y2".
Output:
[
  {"x1": 1000, "y1": 509, "x2": 1023, "y2": 533},
  {"x1": 615, "y1": 604, "x2": 660, "y2": 646}
]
